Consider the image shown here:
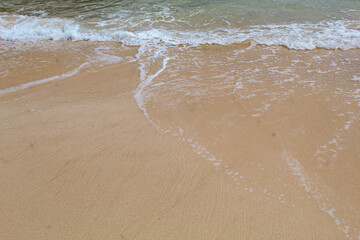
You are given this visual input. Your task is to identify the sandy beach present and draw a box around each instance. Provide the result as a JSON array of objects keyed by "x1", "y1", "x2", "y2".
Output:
[{"x1": 1, "y1": 39, "x2": 359, "y2": 239}]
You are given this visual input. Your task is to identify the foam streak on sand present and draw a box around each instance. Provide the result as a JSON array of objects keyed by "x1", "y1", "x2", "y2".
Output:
[
  {"x1": 0, "y1": 62, "x2": 89, "y2": 95},
  {"x1": 134, "y1": 45, "x2": 170, "y2": 118},
  {"x1": 283, "y1": 151, "x2": 360, "y2": 239}
]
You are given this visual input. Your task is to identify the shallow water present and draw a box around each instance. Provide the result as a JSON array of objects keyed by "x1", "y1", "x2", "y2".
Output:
[{"x1": 134, "y1": 44, "x2": 360, "y2": 239}]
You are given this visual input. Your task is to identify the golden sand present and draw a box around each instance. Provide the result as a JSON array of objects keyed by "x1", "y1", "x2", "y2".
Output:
[{"x1": 1, "y1": 42, "x2": 359, "y2": 239}]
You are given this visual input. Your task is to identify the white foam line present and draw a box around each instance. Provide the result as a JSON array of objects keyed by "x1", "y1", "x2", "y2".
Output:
[
  {"x1": 134, "y1": 54, "x2": 170, "y2": 118},
  {"x1": 0, "y1": 62, "x2": 89, "y2": 96},
  {"x1": 314, "y1": 114, "x2": 358, "y2": 166},
  {"x1": 283, "y1": 151, "x2": 359, "y2": 239}
]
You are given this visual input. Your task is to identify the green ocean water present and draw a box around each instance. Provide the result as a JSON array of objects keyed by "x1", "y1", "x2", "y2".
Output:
[
  {"x1": 1, "y1": 0, "x2": 360, "y2": 49},
  {"x1": 1, "y1": 0, "x2": 360, "y2": 30}
]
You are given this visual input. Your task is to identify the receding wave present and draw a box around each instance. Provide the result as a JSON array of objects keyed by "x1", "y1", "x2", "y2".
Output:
[{"x1": 1, "y1": 14, "x2": 360, "y2": 50}]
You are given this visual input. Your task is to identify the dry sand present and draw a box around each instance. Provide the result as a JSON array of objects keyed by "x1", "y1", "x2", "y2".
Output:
[{"x1": 1, "y1": 43, "x2": 359, "y2": 239}]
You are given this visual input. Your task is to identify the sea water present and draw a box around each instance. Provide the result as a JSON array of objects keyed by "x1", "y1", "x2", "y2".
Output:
[{"x1": 0, "y1": 0, "x2": 360, "y2": 48}]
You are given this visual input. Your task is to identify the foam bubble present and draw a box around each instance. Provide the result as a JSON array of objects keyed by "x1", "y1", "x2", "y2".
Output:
[{"x1": 352, "y1": 75, "x2": 360, "y2": 81}]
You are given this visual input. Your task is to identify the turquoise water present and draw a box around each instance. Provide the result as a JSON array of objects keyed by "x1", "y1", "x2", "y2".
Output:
[
  {"x1": 1, "y1": 0, "x2": 360, "y2": 27},
  {"x1": 1, "y1": 0, "x2": 360, "y2": 48}
]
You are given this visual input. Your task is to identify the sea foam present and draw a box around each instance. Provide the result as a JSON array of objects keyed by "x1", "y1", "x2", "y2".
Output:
[{"x1": 1, "y1": 14, "x2": 360, "y2": 50}]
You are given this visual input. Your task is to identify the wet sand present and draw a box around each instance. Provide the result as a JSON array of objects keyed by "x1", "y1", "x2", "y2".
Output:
[{"x1": 1, "y1": 42, "x2": 359, "y2": 239}]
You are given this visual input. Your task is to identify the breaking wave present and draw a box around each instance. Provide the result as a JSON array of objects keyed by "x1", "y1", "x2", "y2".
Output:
[{"x1": 1, "y1": 14, "x2": 360, "y2": 50}]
